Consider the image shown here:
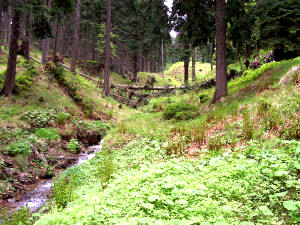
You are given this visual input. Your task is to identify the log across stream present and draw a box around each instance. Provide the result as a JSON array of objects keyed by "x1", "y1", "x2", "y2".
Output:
[{"x1": 5, "y1": 140, "x2": 104, "y2": 214}]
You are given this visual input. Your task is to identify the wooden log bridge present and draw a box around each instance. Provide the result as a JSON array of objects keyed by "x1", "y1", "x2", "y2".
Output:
[{"x1": 109, "y1": 79, "x2": 217, "y2": 108}]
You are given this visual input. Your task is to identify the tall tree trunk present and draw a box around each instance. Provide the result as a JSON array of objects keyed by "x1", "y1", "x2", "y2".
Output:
[
  {"x1": 57, "y1": 24, "x2": 64, "y2": 55},
  {"x1": 210, "y1": 40, "x2": 214, "y2": 71},
  {"x1": 42, "y1": 0, "x2": 51, "y2": 64},
  {"x1": 103, "y1": 0, "x2": 111, "y2": 96},
  {"x1": 212, "y1": 0, "x2": 227, "y2": 104},
  {"x1": 0, "y1": 5, "x2": 21, "y2": 97},
  {"x1": 184, "y1": 43, "x2": 190, "y2": 86},
  {"x1": 70, "y1": 0, "x2": 81, "y2": 72},
  {"x1": 132, "y1": 53, "x2": 138, "y2": 82},
  {"x1": 24, "y1": 15, "x2": 31, "y2": 60},
  {"x1": 192, "y1": 47, "x2": 196, "y2": 82},
  {"x1": 147, "y1": 60, "x2": 150, "y2": 73},
  {"x1": 6, "y1": 6, "x2": 11, "y2": 46},
  {"x1": 161, "y1": 39, "x2": 164, "y2": 76},
  {"x1": 53, "y1": 19, "x2": 59, "y2": 61},
  {"x1": 184, "y1": 59, "x2": 189, "y2": 86},
  {"x1": 0, "y1": 0, "x2": 3, "y2": 52},
  {"x1": 141, "y1": 56, "x2": 144, "y2": 72}
]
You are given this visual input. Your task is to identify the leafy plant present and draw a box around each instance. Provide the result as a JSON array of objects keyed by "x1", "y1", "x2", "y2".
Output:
[
  {"x1": 0, "y1": 128, "x2": 23, "y2": 145},
  {"x1": 21, "y1": 109, "x2": 56, "y2": 128},
  {"x1": 67, "y1": 138, "x2": 82, "y2": 153},
  {"x1": 263, "y1": 106, "x2": 283, "y2": 130},
  {"x1": 192, "y1": 121, "x2": 207, "y2": 144},
  {"x1": 242, "y1": 108, "x2": 255, "y2": 140},
  {"x1": 56, "y1": 112, "x2": 71, "y2": 125},
  {"x1": 52, "y1": 175, "x2": 75, "y2": 209},
  {"x1": 257, "y1": 98, "x2": 272, "y2": 116},
  {"x1": 166, "y1": 134, "x2": 187, "y2": 156},
  {"x1": 5, "y1": 140, "x2": 32, "y2": 155},
  {"x1": 208, "y1": 134, "x2": 224, "y2": 151},
  {"x1": 0, "y1": 206, "x2": 31, "y2": 225},
  {"x1": 96, "y1": 150, "x2": 115, "y2": 189},
  {"x1": 35, "y1": 128, "x2": 60, "y2": 141},
  {"x1": 164, "y1": 102, "x2": 198, "y2": 120}
]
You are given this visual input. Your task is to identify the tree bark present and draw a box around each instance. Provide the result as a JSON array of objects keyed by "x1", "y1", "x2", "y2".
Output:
[
  {"x1": 184, "y1": 43, "x2": 190, "y2": 86},
  {"x1": 0, "y1": 4, "x2": 21, "y2": 97},
  {"x1": 210, "y1": 40, "x2": 214, "y2": 71},
  {"x1": 6, "y1": 6, "x2": 11, "y2": 46},
  {"x1": 192, "y1": 47, "x2": 196, "y2": 82},
  {"x1": 24, "y1": 15, "x2": 31, "y2": 60},
  {"x1": 103, "y1": 0, "x2": 111, "y2": 96},
  {"x1": 53, "y1": 18, "x2": 59, "y2": 61},
  {"x1": 161, "y1": 39, "x2": 164, "y2": 76},
  {"x1": 212, "y1": 0, "x2": 228, "y2": 104},
  {"x1": 132, "y1": 53, "x2": 138, "y2": 82},
  {"x1": 42, "y1": 0, "x2": 51, "y2": 64},
  {"x1": 70, "y1": 0, "x2": 81, "y2": 72},
  {"x1": 184, "y1": 58, "x2": 189, "y2": 86},
  {"x1": 0, "y1": 0, "x2": 3, "y2": 52}
]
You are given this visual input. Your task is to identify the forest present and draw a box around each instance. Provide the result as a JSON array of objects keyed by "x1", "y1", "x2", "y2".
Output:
[{"x1": 0, "y1": 0, "x2": 299, "y2": 224}]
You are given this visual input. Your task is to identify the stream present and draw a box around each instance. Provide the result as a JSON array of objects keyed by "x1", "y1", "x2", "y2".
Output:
[{"x1": 6, "y1": 140, "x2": 104, "y2": 214}]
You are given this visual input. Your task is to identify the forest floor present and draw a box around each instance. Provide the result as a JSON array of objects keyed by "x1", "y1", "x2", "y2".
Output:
[{"x1": 0, "y1": 47, "x2": 299, "y2": 224}]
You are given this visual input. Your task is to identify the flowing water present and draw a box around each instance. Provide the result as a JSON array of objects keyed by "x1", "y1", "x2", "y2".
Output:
[{"x1": 6, "y1": 140, "x2": 104, "y2": 214}]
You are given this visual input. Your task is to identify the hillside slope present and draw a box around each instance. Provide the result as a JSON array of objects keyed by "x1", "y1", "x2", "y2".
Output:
[{"x1": 33, "y1": 57, "x2": 300, "y2": 225}]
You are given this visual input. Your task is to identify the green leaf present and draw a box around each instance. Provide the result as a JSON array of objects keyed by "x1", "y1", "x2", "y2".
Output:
[
  {"x1": 148, "y1": 195, "x2": 159, "y2": 202},
  {"x1": 294, "y1": 161, "x2": 300, "y2": 170},
  {"x1": 162, "y1": 183, "x2": 174, "y2": 189},
  {"x1": 259, "y1": 206, "x2": 273, "y2": 216},
  {"x1": 283, "y1": 201, "x2": 300, "y2": 211},
  {"x1": 275, "y1": 191, "x2": 288, "y2": 197},
  {"x1": 274, "y1": 170, "x2": 289, "y2": 177},
  {"x1": 141, "y1": 203, "x2": 154, "y2": 210},
  {"x1": 177, "y1": 199, "x2": 188, "y2": 205}
]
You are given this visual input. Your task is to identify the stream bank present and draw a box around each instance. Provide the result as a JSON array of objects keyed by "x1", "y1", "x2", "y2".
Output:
[{"x1": 0, "y1": 141, "x2": 103, "y2": 214}]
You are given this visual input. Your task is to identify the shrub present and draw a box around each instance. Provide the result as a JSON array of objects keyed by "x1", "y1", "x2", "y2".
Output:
[
  {"x1": 15, "y1": 74, "x2": 34, "y2": 91},
  {"x1": 208, "y1": 134, "x2": 224, "y2": 151},
  {"x1": 192, "y1": 121, "x2": 207, "y2": 144},
  {"x1": 52, "y1": 175, "x2": 75, "y2": 209},
  {"x1": 56, "y1": 112, "x2": 71, "y2": 126},
  {"x1": 0, "y1": 128, "x2": 23, "y2": 145},
  {"x1": 76, "y1": 121, "x2": 110, "y2": 145},
  {"x1": 35, "y1": 128, "x2": 60, "y2": 141},
  {"x1": 242, "y1": 108, "x2": 255, "y2": 140},
  {"x1": 166, "y1": 134, "x2": 187, "y2": 156},
  {"x1": 164, "y1": 102, "x2": 198, "y2": 120},
  {"x1": 67, "y1": 138, "x2": 82, "y2": 153},
  {"x1": 257, "y1": 98, "x2": 272, "y2": 116},
  {"x1": 281, "y1": 116, "x2": 300, "y2": 140},
  {"x1": 5, "y1": 140, "x2": 32, "y2": 155},
  {"x1": 96, "y1": 150, "x2": 115, "y2": 189},
  {"x1": 1, "y1": 206, "x2": 31, "y2": 225},
  {"x1": 199, "y1": 93, "x2": 209, "y2": 103},
  {"x1": 263, "y1": 106, "x2": 284, "y2": 130},
  {"x1": 77, "y1": 121, "x2": 109, "y2": 137},
  {"x1": 21, "y1": 109, "x2": 56, "y2": 128}
]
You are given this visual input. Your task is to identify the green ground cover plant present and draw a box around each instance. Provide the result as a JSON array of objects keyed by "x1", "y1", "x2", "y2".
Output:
[{"x1": 36, "y1": 139, "x2": 300, "y2": 225}]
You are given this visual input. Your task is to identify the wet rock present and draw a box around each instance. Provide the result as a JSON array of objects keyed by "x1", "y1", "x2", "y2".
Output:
[
  {"x1": 16, "y1": 190, "x2": 24, "y2": 202},
  {"x1": 55, "y1": 156, "x2": 77, "y2": 169},
  {"x1": 2, "y1": 189, "x2": 14, "y2": 200},
  {"x1": 18, "y1": 173, "x2": 36, "y2": 184},
  {"x1": 4, "y1": 168, "x2": 18, "y2": 177},
  {"x1": 31, "y1": 144, "x2": 48, "y2": 166},
  {"x1": 40, "y1": 167, "x2": 54, "y2": 179},
  {"x1": 1, "y1": 155, "x2": 14, "y2": 167},
  {"x1": 12, "y1": 182, "x2": 25, "y2": 191}
]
